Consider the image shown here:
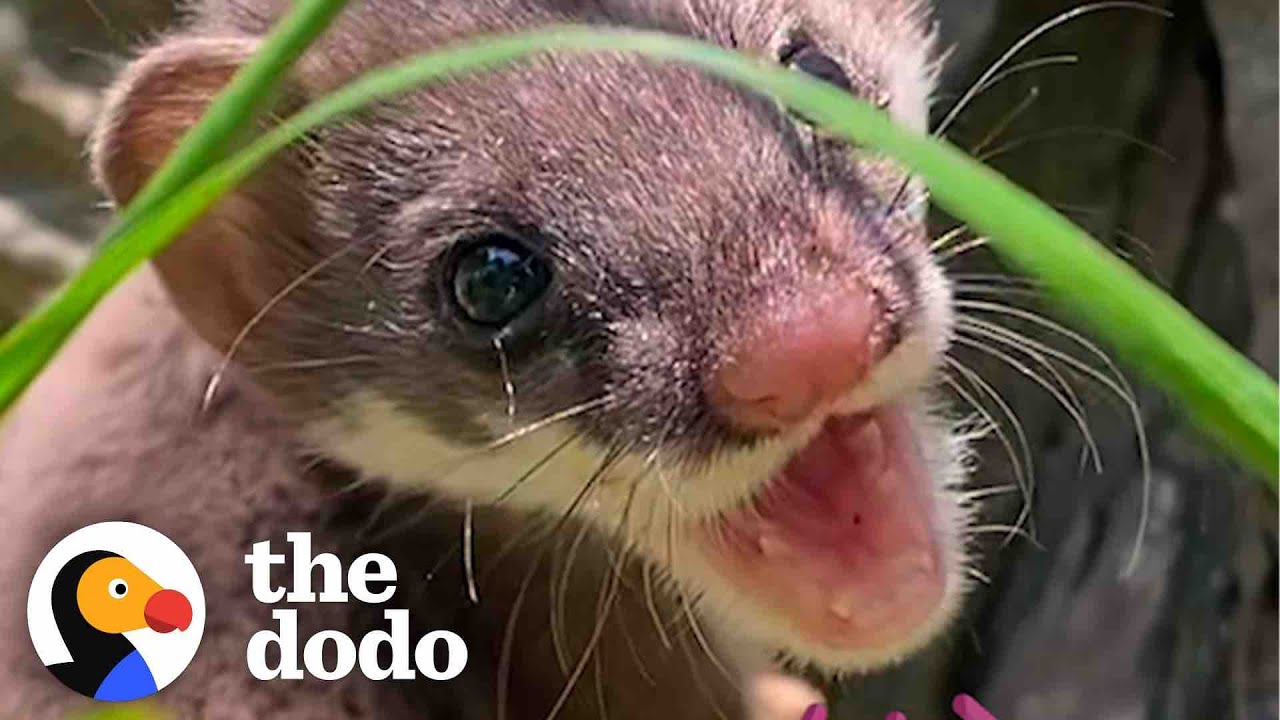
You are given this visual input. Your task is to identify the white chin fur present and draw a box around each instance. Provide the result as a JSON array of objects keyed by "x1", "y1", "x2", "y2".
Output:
[{"x1": 300, "y1": 386, "x2": 973, "y2": 673}]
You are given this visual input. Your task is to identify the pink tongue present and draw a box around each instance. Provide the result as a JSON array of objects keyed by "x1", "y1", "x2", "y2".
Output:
[{"x1": 705, "y1": 410, "x2": 945, "y2": 646}]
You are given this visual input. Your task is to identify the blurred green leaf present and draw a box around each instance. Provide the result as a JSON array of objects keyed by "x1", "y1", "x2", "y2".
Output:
[{"x1": 70, "y1": 704, "x2": 164, "y2": 720}]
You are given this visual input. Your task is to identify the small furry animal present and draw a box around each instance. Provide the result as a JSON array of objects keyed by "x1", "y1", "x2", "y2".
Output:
[{"x1": 0, "y1": 0, "x2": 979, "y2": 717}]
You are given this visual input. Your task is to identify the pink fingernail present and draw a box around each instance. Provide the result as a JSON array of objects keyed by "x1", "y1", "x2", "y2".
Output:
[
  {"x1": 801, "y1": 703, "x2": 828, "y2": 720},
  {"x1": 952, "y1": 694, "x2": 998, "y2": 720}
]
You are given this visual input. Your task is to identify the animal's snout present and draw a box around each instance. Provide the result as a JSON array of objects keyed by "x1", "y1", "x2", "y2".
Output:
[{"x1": 707, "y1": 281, "x2": 884, "y2": 432}]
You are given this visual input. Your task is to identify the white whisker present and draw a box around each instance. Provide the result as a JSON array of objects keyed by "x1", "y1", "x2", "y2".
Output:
[
  {"x1": 944, "y1": 358, "x2": 1037, "y2": 541},
  {"x1": 953, "y1": 327, "x2": 1104, "y2": 475},
  {"x1": 935, "y1": 1, "x2": 1171, "y2": 139}
]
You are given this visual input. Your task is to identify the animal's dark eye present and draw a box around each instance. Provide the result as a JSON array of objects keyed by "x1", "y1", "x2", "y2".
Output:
[
  {"x1": 450, "y1": 235, "x2": 551, "y2": 327},
  {"x1": 781, "y1": 41, "x2": 852, "y2": 94},
  {"x1": 109, "y1": 579, "x2": 128, "y2": 599}
]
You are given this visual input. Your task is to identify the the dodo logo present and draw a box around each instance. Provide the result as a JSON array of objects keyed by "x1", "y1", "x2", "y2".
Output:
[{"x1": 27, "y1": 522, "x2": 205, "y2": 702}]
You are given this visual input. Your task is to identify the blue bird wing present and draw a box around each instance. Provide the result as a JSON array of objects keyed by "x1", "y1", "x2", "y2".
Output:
[{"x1": 94, "y1": 650, "x2": 158, "y2": 702}]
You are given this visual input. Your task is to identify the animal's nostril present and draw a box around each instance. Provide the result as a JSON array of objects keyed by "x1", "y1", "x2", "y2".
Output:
[{"x1": 708, "y1": 283, "x2": 879, "y2": 432}]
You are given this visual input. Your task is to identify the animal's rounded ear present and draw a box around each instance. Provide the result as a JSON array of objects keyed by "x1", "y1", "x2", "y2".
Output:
[
  {"x1": 90, "y1": 36, "x2": 309, "y2": 353},
  {"x1": 93, "y1": 36, "x2": 269, "y2": 205}
]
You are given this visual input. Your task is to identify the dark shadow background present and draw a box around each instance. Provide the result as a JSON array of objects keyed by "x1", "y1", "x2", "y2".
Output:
[{"x1": 0, "y1": 1, "x2": 1275, "y2": 718}]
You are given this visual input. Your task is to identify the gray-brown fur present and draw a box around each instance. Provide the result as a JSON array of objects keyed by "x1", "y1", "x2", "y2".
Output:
[{"x1": 1, "y1": 0, "x2": 943, "y2": 717}]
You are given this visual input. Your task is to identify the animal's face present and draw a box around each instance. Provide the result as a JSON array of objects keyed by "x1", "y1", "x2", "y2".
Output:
[{"x1": 95, "y1": 0, "x2": 972, "y2": 672}]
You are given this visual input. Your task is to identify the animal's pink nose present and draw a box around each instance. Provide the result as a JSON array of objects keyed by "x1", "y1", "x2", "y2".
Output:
[{"x1": 709, "y1": 285, "x2": 880, "y2": 432}]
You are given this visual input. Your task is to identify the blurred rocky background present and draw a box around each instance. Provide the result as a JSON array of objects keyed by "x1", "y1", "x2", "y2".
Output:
[{"x1": 0, "y1": 1, "x2": 1274, "y2": 719}]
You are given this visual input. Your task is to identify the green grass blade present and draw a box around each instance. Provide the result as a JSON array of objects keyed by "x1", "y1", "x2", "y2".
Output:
[{"x1": 1, "y1": 25, "x2": 1275, "y2": 485}]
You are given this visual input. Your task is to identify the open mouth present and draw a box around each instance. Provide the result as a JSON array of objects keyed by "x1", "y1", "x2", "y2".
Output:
[{"x1": 694, "y1": 405, "x2": 949, "y2": 654}]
